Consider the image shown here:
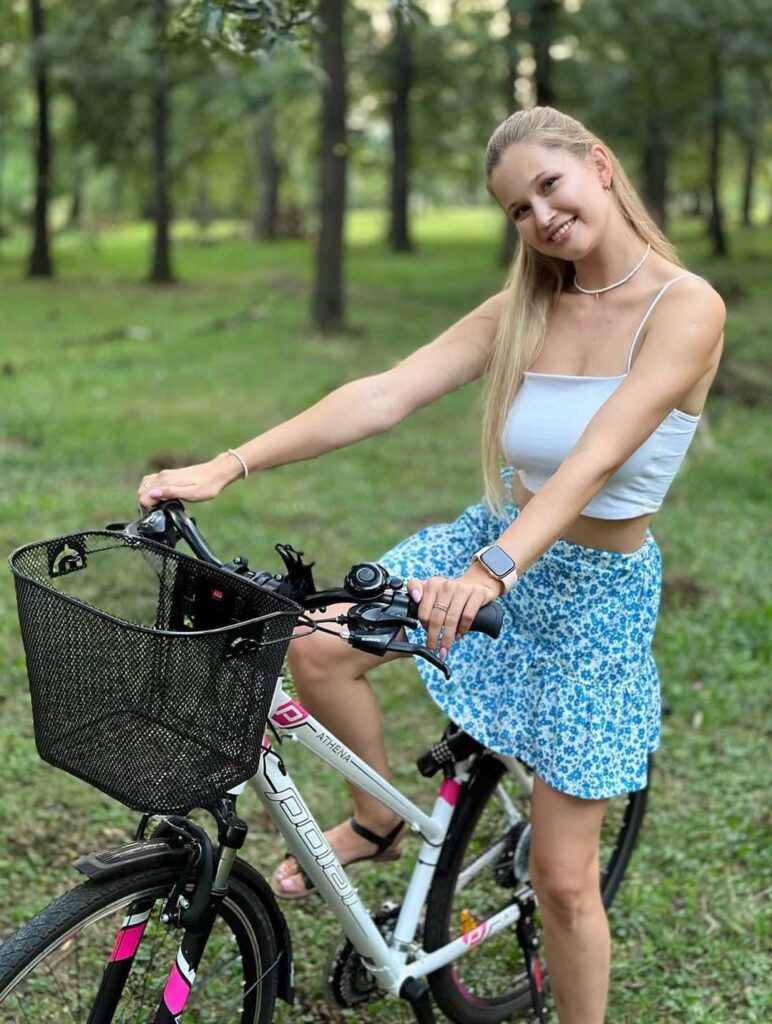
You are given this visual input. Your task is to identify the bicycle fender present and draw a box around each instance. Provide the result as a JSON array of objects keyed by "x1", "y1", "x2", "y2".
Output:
[
  {"x1": 231, "y1": 857, "x2": 295, "y2": 1006},
  {"x1": 74, "y1": 838, "x2": 190, "y2": 880}
]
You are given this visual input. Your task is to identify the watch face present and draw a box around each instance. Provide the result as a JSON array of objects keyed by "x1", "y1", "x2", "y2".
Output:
[{"x1": 480, "y1": 545, "x2": 516, "y2": 578}]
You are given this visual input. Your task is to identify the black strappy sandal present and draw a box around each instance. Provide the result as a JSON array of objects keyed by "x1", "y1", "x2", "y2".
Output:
[{"x1": 273, "y1": 817, "x2": 405, "y2": 901}]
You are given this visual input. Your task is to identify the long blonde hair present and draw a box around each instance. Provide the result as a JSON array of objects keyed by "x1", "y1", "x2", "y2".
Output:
[{"x1": 482, "y1": 106, "x2": 683, "y2": 512}]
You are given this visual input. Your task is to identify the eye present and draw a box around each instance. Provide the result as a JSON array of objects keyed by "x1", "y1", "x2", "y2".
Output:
[{"x1": 542, "y1": 175, "x2": 559, "y2": 192}]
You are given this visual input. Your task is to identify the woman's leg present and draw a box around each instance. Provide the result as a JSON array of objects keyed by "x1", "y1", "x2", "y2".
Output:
[
  {"x1": 529, "y1": 775, "x2": 610, "y2": 1024},
  {"x1": 275, "y1": 612, "x2": 406, "y2": 892}
]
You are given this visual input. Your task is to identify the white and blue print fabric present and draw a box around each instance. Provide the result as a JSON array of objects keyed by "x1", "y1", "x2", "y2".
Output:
[{"x1": 379, "y1": 470, "x2": 662, "y2": 800}]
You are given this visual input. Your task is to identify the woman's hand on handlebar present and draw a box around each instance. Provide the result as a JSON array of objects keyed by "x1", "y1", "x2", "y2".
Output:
[
  {"x1": 138, "y1": 453, "x2": 243, "y2": 510},
  {"x1": 408, "y1": 565, "x2": 503, "y2": 659}
]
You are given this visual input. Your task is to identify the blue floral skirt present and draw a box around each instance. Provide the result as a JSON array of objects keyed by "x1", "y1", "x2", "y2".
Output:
[{"x1": 379, "y1": 476, "x2": 662, "y2": 800}]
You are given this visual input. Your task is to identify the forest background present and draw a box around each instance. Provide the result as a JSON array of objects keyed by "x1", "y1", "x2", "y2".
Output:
[{"x1": 0, "y1": 1, "x2": 769, "y2": 1021}]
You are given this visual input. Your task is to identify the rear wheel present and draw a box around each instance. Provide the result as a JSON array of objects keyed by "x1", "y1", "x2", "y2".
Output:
[
  {"x1": 425, "y1": 755, "x2": 649, "y2": 1023},
  {"x1": 0, "y1": 865, "x2": 279, "y2": 1023}
]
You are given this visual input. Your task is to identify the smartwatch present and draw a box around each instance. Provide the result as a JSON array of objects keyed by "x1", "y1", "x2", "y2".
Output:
[{"x1": 472, "y1": 544, "x2": 518, "y2": 592}]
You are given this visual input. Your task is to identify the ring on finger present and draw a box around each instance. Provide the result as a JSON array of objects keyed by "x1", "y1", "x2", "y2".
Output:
[{"x1": 435, "y1": 602, "x2": 449, "y2": 612}]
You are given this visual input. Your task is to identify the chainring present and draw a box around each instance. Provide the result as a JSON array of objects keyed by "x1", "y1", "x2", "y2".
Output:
[{"x1": 324, "y1": 903, "x2": 401, "y2": 1009}]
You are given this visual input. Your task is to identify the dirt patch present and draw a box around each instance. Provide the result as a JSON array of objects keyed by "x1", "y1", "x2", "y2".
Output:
[
  {"x1": 711, "y1": 359, "x2": 772, "y2": 408},
  {"x1": 146, "y1": 450, "x2": 207, "y2": 472},
  {"x1": 662, "y1": 575, "x2": 706, "y2": 608},
  {"x1": 0, "y1": 435, "x2": 41, "y2": 451}
]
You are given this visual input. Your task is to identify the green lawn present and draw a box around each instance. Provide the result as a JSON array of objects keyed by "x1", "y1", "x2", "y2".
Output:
[{"x1": 0, "y1": 210, "x2": 769, "y2": 1022}]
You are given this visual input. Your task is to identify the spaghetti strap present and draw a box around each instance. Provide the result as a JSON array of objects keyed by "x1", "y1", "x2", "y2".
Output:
[{"x1": 626, "y1": 273, "x2": 695, "y2": 372}]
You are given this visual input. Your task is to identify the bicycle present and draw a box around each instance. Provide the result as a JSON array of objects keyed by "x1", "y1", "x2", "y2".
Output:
[{"x1": 1, "y1": 500, "x2": 649, "y2": 1023}]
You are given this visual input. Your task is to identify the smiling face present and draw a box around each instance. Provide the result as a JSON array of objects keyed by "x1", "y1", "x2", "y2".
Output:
[{"x1": 488, "y1": 140, "x2": 612, "y2": 259}]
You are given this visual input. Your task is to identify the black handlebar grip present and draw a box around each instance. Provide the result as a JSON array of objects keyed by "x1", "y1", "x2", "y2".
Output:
[{"x1": 469, "y1": 601, "x2": 503, "y2": 639}]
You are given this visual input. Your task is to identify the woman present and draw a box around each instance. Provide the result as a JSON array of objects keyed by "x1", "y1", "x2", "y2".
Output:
[{"x1": 139, "y1": 107, "x2": 725, "y2": 1023}]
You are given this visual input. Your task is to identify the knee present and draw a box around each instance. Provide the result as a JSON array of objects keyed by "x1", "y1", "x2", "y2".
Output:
[
  {"x1": 287, "y1": 632, "x2": 343, "y2": 693},
  {"x1": 529, "y1": 858, "x2": 600, "y2": 930}
]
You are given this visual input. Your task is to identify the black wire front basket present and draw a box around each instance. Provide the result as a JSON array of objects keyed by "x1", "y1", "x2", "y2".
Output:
[{"x1": 9, "y1": 531, "x2": 300, "y2": 813}]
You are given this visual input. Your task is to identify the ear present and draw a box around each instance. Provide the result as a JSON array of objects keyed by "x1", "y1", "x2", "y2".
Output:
[{"x1": 589, "y1": 144, "x2": 613, "y2": 189}]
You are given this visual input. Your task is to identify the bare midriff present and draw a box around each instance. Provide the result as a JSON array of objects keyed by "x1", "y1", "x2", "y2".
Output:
[{"x1": 511, "y1": 472, "x2": 654, "y2": 554}]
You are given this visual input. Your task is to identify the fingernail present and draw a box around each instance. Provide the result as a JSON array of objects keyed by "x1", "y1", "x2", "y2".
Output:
[
  {"x1": 455, "y1": 632, "x2": 462, "y2": 641},
  {"x1": 149, "y1": 489, "x2": 162, "y2": 498},
  {"x1": 280, "y1": 878, "x2": 294, "y2": 890},
  {"x1": 410, "y1": 588, "x2": 421, "y2": 601},
  {"x1": 440, "y1": 647, "x2": 448, "y2": 660}
]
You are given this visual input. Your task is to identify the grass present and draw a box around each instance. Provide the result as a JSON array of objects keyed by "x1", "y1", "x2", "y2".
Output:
[{"x1": 0, "y1": 209, "x2": 770, "y2": 1023}]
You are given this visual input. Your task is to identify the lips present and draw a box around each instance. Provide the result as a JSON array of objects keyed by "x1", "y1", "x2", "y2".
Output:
[{"x1": 547, "y1": 216, "x2": 577, "y2": 243}]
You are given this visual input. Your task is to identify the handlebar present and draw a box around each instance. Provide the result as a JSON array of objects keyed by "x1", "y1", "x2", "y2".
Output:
[{"x1": 123, "y1": 500, "x2": 502, "y2": 678}]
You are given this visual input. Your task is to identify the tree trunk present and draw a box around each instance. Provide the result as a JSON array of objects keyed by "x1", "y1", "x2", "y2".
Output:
[
  {"x1": 499, "y1": 0, "x2": 520, "y2": 267},
  {"x1": 27, "y1": 0, "x2": 53, "y2": 278},
  {"x1": 532, "y1": 0, "x2": 558, "y2": 106},
  {"x1": 642, "y1": 114, "x2": 668, "y2": 231},
  {"x1": 741, "y1": 135, "x2": 756, "y2": 228},
  {"x1": 706, "y1": 49, "x2": 728, "y2": 258},
  {"x1": 253, "y1": 101, "x2": 280, "y2": 241},
  {"x1": 195, "y1": 167, "x2": 211, "y2": 235},
  {"x1": 65, "y1": 165, "x2": 83, "y2": 231},
  {"x1": 387, "y1": 9, "x2": 413, "y2": 253},
  {"x1": 148, "y1": 0, "x2": 175, "y2": 284},
  {"x1": 311, "y1": 0, "x2": 347, "y2": 332}
]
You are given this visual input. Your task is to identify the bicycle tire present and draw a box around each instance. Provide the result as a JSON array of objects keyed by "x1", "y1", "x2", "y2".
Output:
[
  {"x1": 424, "y1": 754, "x2": 649, "y2": 1024},
  {"x1": 0, "y1": 864, "x2": 279, "y2": 1023}
]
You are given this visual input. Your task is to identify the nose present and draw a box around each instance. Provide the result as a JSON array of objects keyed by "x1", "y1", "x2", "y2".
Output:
[{"x1": 531, "y1": 197, "x2": 554, "y2": 235}]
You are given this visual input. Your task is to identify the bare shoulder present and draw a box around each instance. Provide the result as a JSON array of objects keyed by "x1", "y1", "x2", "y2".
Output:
[{"x1": 649, "y1": 272, "x2": 726, "y2": 363}]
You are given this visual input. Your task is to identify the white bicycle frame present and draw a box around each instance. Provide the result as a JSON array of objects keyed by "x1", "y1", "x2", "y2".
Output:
[{"x1": 246, "y1": 681, "x2": 535, "y2": 998}]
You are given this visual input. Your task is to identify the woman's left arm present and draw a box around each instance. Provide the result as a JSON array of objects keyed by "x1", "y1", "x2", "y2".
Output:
[{"x1": 415, "y1": 278, "x2": 725, "y2": 655}]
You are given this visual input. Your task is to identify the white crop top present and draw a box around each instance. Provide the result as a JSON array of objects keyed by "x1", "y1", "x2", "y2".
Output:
[{"x1": 502, "y1": 274, "x2": 701, "y2": 520}]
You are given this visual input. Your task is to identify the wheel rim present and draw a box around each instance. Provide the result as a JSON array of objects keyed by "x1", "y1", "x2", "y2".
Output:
[{"x1": 0, "y1": 884, "x2": 263, "y2": 1024}]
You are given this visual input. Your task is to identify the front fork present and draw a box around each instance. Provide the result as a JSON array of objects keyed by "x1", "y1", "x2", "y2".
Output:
[{"x1": 87, "y1": 796, "x2": 248, "y2": 1024}]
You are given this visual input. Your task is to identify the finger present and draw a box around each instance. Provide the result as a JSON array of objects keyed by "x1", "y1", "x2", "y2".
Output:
[
  {"x1": 426, "y1": 581, "x2": 453, "y2": 652},
  {"x1": 440, "y1": 589, "x2": 468, "y2": 655},
  {"x1": 407, "y1": 578, "x2": 423, "y2": 608},
  {"x1": 458, "y1": 590, "x2": 489, "y2": 637},
  {"x1": 418, "y1": 578, "x2": 441, "y2": 638}
]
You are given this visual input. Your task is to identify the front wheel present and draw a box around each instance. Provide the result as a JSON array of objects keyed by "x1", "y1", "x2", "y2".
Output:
[
  {"x1": 0, "y1": 864, "x2": 279, "y2": 1023},
  {"x1": 424, "y1": 755, "x2": 649, "y2": 1024}
]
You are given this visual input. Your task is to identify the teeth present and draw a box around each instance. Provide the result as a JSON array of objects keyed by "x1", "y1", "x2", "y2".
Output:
[{"x1": 549, "y1": 217, "x2": 575, "y2": 242}]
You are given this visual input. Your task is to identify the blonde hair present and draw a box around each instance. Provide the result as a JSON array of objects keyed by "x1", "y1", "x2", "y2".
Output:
[{"x1": 481, "y1": 106, "x2": 683, "y2": 512}]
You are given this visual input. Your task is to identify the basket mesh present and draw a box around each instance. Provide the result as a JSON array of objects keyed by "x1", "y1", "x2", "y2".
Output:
[{"x1": 9, "y1": 531, "x2": 300, "y2": 813}]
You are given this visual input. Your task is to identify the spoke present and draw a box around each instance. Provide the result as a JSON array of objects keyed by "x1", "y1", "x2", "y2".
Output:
[
  {"x1": 456, "y1": 838, "x2": 508, "y2": 890},
  {"x1": 131, "y1": 909, "x2": 165, "y2": 1024},
  {"x1": 211, "y1": 952, "x2": 283, "y2": 1019},
  {"x1": 43, "y1": 957, "x2": 80, "y2": 1024},
  {"x1": 7, "y1": 994, "x2": 35, "y2": 1024}
]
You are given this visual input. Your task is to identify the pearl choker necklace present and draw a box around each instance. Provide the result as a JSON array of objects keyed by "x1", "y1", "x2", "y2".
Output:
[{"x1": 574, "y1": 243, "x2": 652, "y2": 300}]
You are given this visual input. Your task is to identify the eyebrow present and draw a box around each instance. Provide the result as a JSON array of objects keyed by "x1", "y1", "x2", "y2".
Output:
[{"x1": 506, "y1": 171, "x2": 555, "y2": 213}]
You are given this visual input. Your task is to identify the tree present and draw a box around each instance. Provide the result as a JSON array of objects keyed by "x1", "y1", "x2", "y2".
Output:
[
  {"x1": 148, "y1": 0, "x2": 175, "y2": 283},
  {"x1": 27, "y1": 0, "x2": 53, "y2": 278},
  {"x1": 311, "y1": 0, "x2": 347, "y2": 332},
  {"x1": 386, "y1": 5, "x2": 414, "y2": 252}
]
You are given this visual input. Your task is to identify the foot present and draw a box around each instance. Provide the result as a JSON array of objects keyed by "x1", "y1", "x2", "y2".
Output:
[{"x1": 273, "y1": 815, "x2": 404, "y2": 899}]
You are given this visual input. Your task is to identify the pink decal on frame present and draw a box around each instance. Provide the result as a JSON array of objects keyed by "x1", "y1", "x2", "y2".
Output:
[
  {"x1": 461, "y1": 922, "x2": 490, "y2": 947},
  {"x1": 439, "y1": 778, "x2": 461, "y2": 806},
  {"x1": 271, "y1": 700, "x2": 309, "y2": 728},
  {"x1": 108, "y1": 922, "x2": 147, "y2": 962},
  {"x1": 164, "y1": 963, "x2": 191, "y2": 1015}
]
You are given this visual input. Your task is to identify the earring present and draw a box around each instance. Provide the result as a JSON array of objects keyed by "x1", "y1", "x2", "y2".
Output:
[{"x1": 602, "y1": 182, "x2": 612, "y2": 192}]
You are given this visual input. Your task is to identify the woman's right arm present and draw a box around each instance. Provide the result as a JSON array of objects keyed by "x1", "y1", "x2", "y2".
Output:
[{"x1": 138, "y1": 291, "x2": 505, "y2": 508}]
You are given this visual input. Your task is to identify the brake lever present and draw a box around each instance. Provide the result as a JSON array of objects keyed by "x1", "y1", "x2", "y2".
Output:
[{"x1": 347, "y1": 632, "x2": 451, "y2": 680}]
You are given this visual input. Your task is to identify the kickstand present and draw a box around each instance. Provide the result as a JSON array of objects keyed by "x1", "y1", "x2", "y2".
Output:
[{"x1": 400, "y1": 978, "x2": 437, "y2": 1023}]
